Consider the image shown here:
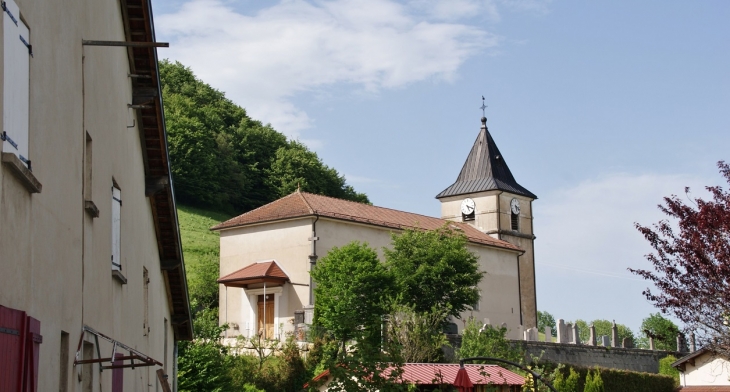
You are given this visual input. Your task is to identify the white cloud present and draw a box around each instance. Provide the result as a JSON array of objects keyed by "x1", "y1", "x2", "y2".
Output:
[
  {"x1": 156, "y1": 0, "x2": 498, "y2": 140},
  {"x1": 534, "y1": 172, "x2": 716, "y2": 329},
  {"x1": 537, "y1": 172, "x2": 713, "y2": 276}
]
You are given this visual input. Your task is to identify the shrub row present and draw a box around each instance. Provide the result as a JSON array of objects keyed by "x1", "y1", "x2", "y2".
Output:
[{"x1": 550, "y1": 364, "x2": 676, "y2": 392}]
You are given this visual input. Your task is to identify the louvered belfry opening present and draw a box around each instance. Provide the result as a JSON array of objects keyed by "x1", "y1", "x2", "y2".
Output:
[{"x1": 511, "y1": 212, "x2": 519, "y2": 231}]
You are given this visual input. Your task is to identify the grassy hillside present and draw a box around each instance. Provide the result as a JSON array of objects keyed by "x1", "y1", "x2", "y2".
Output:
[{"x1": 177, "y1": 204, "x2": 231, "y2": 310}]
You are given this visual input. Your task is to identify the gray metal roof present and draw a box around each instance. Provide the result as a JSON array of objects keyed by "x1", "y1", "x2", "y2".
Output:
[{"x1": 436, "y1": 117, "x2": 537, "y2": 200}]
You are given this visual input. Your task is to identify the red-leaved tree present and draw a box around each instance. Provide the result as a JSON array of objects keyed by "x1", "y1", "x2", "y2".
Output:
[{"x1": 630, "y1": 161, "x2": 730, "y2": 357}]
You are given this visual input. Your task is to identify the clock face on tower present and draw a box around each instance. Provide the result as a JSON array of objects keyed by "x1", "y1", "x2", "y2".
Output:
[
  {"x1": 461, "y1": 198, "x2": 476, "y2": 215},
  {"x1": 510, "y1": 198, "x2": 521, "y2": 215}
]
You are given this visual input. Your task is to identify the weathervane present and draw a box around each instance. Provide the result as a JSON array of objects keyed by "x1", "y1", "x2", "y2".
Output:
[{"x1": 480, "y1": 96, "x2": 487, "y2": 117}]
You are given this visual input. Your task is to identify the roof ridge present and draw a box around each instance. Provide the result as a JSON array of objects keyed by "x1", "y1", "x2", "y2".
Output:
[
  {"x1": 300, "y1": 191, "x2": 458, "y2": 223},
  {"x1": 298, "y1": 190, "x2": 315, "y2": 214}
]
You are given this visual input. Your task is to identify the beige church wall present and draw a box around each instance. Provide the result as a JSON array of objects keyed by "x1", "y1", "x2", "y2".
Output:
[
  {"x1": 463, "y1": 244, "x2": 522, "y2": 338},
  {"x1": 682, "y1": 354, "x2": 730, "y2": 387},
  {"x1": 218, "y1": 218, "x2": 313, "y2": 335},
  {"x1": 0, "y1": 0, "x2": 178, "y2": 390},
  {"x1": 315, "y1": 218, "x2": 396, "y2": 257},
  {"x1": 316, "y1": 218, "x2": 522, "y2": 337}
]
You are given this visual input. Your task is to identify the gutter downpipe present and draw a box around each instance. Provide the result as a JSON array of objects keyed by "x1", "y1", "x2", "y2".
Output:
[{"x1": 309, "y1": 215, "x2": 319, "y2": 306}]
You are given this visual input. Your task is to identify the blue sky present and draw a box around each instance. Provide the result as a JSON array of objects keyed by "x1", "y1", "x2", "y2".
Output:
[{"x1": 152, "y1": 0, "x2": 729, "y2": 334}]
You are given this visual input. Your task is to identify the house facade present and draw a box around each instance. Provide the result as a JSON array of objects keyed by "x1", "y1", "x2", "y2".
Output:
[
  {"x1": 673, "y1": 348, "x2": 730, "y2": 390},
  {"x1": 0, "y1": 0, "x2": 192, "y2": 391},
  {"x1": 214, "y1": 115, "x2": 538, "y2": 342}
]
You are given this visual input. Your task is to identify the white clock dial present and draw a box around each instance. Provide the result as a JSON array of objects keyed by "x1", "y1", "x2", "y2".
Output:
[
  {"x1": 510, "y1": 198, "x2": 521, "y2": 215},
  {"x1": 461, "y1": 198, "x2": 476, "y2": 215}
]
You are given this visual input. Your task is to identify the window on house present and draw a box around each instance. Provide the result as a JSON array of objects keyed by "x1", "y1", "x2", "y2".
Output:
[
  {"x1": 2, "y1": 0, "x2": 32, "y2": 169},
  {"x1": 111, "y1": 183, "x2": 122, "y2": 271},
  {"x1": 511, "y1": 212, "x2": 519, "y2": 231}
]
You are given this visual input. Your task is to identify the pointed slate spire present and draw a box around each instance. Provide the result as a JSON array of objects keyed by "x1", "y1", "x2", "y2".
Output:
[{"x1": 436, "y1": 117, "x2": 537, "y2": 199}]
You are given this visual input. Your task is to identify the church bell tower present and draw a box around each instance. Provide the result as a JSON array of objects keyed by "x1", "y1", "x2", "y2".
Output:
[{"x1": 436, "y1": 114, "x2": 538, "y2": 329}]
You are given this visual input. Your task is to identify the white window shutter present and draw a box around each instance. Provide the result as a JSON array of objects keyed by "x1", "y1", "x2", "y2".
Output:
[
  {"x1": 2, "y1": 0, "x2": 31, "y2": 168},
  {"x1": 111, "y1": 186, "x2": 121, "y2": 271}
]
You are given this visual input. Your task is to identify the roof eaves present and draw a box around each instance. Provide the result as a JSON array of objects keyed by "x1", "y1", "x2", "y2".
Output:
[{"x1": 212, "y1": 213, "x2": 315, "y2": 232}]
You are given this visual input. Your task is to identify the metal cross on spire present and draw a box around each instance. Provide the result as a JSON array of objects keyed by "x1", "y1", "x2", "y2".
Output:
[{"x1": 480, "y1": 96, "x2": 487, "y2": 117}]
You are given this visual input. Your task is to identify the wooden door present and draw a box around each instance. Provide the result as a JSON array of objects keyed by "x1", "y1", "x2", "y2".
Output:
[{"x1": 257, "y1": 294, "x2": 275, "y2": 339}]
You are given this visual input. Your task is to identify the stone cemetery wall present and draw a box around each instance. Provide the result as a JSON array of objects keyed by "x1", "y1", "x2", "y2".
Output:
[
  {"x1": 514, "y1": 340, "x2": 677, "y2": 373},
  {"x1": 446, "y1": 318, "x2": 686, "y2": 374}
]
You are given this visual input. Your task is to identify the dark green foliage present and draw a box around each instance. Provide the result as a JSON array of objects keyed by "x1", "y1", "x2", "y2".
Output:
[
  {"x1": 177, "y1": 308, "x2": 233, "y2": 392},
  {"x1": 658, "y1": 355, "x2": 680, "y2": 387},
  {"x1": 457, "y1": 319, "x2": 524, "y2": 364},
  {"x1": 548, "y1": 365, "x2": 675, "y2": 392},
  {"x1": 311, "y1": 242, "x2": 395, "y2": 358},
  {"x1": 538, "y1": 310, "x2": 557, "y2": 337},
  {"x1": 160, "y1": 60, "x2": 368, "y2": 214},
  {"x1": 553, "y1": 365, "x2": 580, "y2": 392},
  {"x1": 637, "y1": 313, "x2": 679, "y2": 351},
  {"x1": 386, "y1": 225, "x2": 483, "y2": 319},
  {"x1": 267, "y1": 141, "x2": 370, "y2": 203}
]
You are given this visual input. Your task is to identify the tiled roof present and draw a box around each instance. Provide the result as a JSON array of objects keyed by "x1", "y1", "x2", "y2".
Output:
[
  {"x1": 436, "y1": 117, "x2": 537, "y2": 200},
  {"x1": 211, "y1": 192, "x2": 521, "y2": 251},
  {"x1": 386, "y1": 363, "x2": 525, "y2": 386},
  {"x1": 122, "y1": 0, "x2": 192, "y2": 340},
  {"x1": 218, "y1": 261, "x2": 289, "y2": 287},
  {"x1": 308, "y1": 364, "x2": 524, "y2": 387}
]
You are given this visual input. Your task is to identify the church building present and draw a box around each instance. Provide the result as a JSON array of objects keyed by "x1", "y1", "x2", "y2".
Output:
[{"x1": 213, "y1": 115, "x2": 538, "y2": 341}]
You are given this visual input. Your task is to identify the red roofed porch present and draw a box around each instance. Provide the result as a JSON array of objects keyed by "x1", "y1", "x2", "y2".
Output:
[{"x1": 218, "y1": 261, "x2": 291, "y2": 339}]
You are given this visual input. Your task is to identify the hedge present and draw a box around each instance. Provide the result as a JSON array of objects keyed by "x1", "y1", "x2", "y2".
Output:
[{"x1": 551, "y1": 365, "x2": 676, "y2": 392}]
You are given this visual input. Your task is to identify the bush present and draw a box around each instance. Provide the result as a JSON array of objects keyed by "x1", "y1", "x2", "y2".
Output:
[
  {"x1": 547, "y1": 364, "x2": 675, "y2": 392},
  {"x1": 458, "y1": 319, "x2": 524, "y2": 364},
  {"x1": 658, "y1": 355, "x2": 680, "y2": 387},
  {"x1": 583, "y1": 369, "x2": 604, "y2": 392}
]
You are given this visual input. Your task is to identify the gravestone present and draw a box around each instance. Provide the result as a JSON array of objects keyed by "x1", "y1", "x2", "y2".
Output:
[
  {"x1": 600, "y1": 335, "x2": 610, "y2": 347},
  {"x1": 545, "y1": 327, "x2": 552, "y2": 342},
  {"x1": 622, "y1": 337, "x2": 634, "y2": 348},
  {"x1": 566, "y1": 323, "x2": 574, "y2": 343},
  {"x1": 649, "y1": 337, "x2": 655, "y2": 350},
  {"x1": 690, "y1": 333, "x2": 696, "y2": 353},
  {"x1": 573, "y1": 323, "x2": 581, "y2": 345},
  {"x1": 589, "y1": 324, "x2": 596, "y2": 346},
  {"x1": 557, "y1": 319, "x2": 569, "y2": 343},
  {"x1": 611, "y1": 320, "x2": 619, "y2": 348}
]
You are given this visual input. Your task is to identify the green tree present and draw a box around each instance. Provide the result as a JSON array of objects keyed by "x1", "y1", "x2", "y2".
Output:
[
  {"x1": 266, "y1": 141, "x2": 368, "y2": 203},
  {"x1": 457, "y1": 319, "x2": 523, "y2": 364},
  {"x1": 637, "y1": 313, "x2": 680, "y2": 351},
  {"x1": 386, "y1": 304, "x2": 449, "y2": 363},
  {"x1": 659, "y1": 355, "x2": 680, "y2": 387},
  {"x1": 385, "y1": 225, "x2": 483, "y2": 319},
  {"x1": 538, "y1": 310, "x2": 557, "y2": 337},
  {"x1": 311, "y1": 242, "x2": 395, "y2": 358},
  {"x1": 583, "y1": 369, "x2": 604, "y2": 392},
  {"x1": 553, "y1": 365, "x2": 580, "y2": 392},
  {"x1": 177, "y1": 308, "x2": 233, "y2": 392},
  {"x1": 160, "y1": 60, "x2": 369, "y2": 214}
]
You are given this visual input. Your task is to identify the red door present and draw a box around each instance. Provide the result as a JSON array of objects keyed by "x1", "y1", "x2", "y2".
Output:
[
  {"x1": 0, "y1": 305, "x2": 27, "y2": 392},
  {"x1": 0, "y1": 305, "x2": 42, "y2": 392}
]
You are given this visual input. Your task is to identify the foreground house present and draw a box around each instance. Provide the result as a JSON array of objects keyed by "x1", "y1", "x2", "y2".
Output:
[
  {"x1": 673, "y1": 348, "x2": 730, "y2": 391},
  {"x1": 308, "y1": 363, "x2": 525, "y2": 391},
  {"x1": 0, "y1": 0, "x2": 192, "y2": 390},
  {"x1": 213, "y1": 115, "x2": 540, "y2": 341}
]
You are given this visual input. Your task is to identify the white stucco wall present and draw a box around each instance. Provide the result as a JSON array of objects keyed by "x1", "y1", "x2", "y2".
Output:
[{"x1": 681, "y1": 353, "x2": 730, "y2": 387}]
